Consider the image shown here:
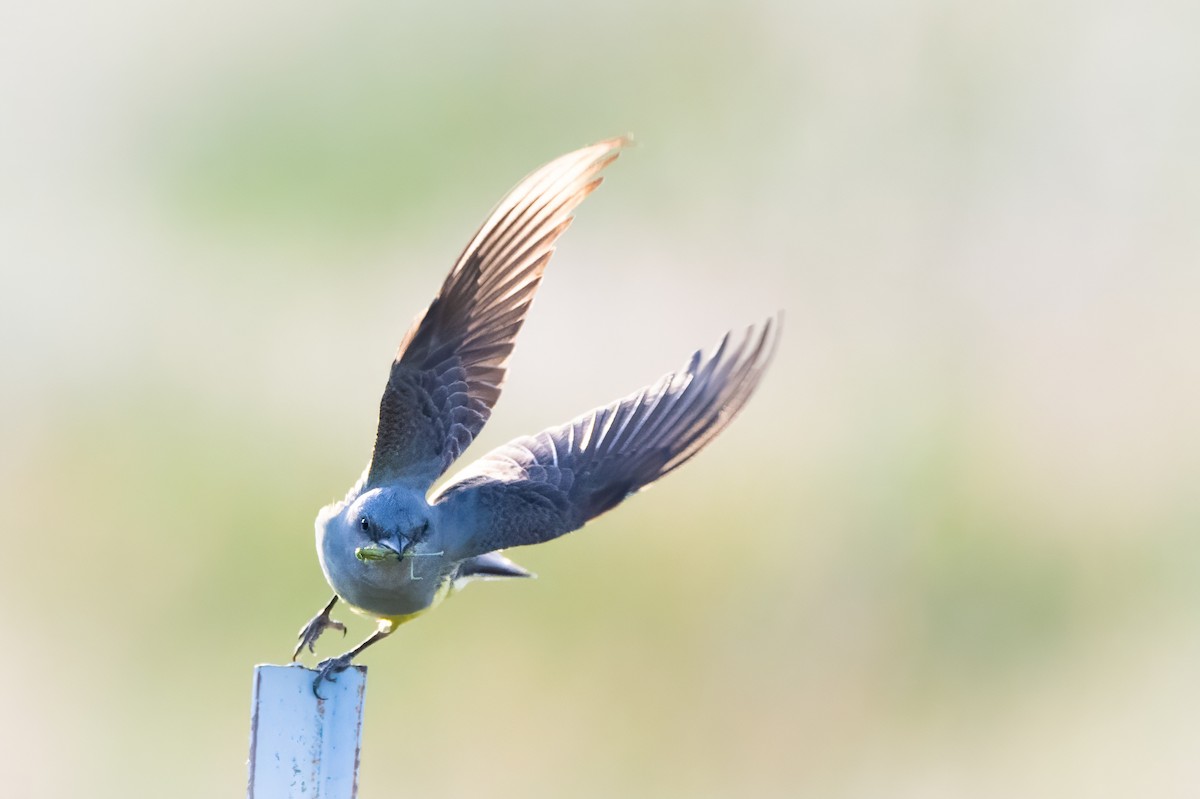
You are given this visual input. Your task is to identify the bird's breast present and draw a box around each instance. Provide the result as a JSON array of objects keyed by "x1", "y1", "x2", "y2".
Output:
[{"x1": 319, "y1": 539, "x2": 445, "y2": 618}]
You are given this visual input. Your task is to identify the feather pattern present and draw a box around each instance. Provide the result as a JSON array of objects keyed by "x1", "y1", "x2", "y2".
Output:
[
  {"x1": 433, "y1": 315, "x2": 782, "y2": 558},
  {"x1": 366, "y1": 138, "x2": 629, "y2": 489}
]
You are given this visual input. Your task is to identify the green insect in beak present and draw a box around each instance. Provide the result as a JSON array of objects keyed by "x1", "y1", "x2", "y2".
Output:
[{"x1": 354, "y1": 542, "x2": 403, "y2": 562}]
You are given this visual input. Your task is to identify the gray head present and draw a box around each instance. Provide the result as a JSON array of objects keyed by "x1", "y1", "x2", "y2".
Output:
[
  {"x1": 317, "y1": 486, "x2": 431, "y2": 563},
  {"x1": 315, "y1": 485, "x2": 447, "y2": 617}
]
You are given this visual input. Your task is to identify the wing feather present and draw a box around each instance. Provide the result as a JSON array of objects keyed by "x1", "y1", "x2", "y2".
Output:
[
  {"x1": 434, "y1": 315, "x2": 782, "y2": 559},
  {"x1": 365, "y1": 138, "x2": 629, "y2": 489}
]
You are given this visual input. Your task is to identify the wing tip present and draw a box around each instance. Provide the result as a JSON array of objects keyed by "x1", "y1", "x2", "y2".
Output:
[
  {"x1": 591, "y1": 133, "x2": 636, "y2": 152},
  {"x1": 698, "y1": 310, "x2": 785, "y2": 375},
  {"x1": 756, "y1": 309, "x2": 785, "y2": 368}
]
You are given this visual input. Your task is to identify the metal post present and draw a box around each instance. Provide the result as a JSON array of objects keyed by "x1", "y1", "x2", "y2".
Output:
[{"x1": 247, "y1": 664, "x2": 367, "y2": 798}]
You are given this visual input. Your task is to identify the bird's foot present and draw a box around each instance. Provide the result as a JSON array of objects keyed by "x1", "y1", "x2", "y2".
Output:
[
  {"x1": 292, "y1": 606, "x2": 346, "y2": 661},
  {"x1": 312, "y1": 654, "x2": 355, "y2": 699}
]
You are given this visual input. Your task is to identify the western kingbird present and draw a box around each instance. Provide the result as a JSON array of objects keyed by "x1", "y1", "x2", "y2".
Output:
[{"x1": 291, "y1": 136, "x2": 780, "y2": 694}]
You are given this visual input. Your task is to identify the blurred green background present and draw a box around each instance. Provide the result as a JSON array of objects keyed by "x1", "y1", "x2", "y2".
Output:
[{"x1": 2, "y1": 1, "x2": 1199, "y2": 796}]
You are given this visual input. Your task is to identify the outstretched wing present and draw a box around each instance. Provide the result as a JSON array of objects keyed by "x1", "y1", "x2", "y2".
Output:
[
  {"x1": 432, "y1": 316, "x2": 781, "y2": 560},
  {"x1": 366, "y1": 137, "x2": 629, "y2": 490}
]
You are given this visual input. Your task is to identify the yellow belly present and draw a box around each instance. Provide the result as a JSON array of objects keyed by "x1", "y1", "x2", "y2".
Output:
[{"x1": 341, "y1": 577, "x2": 454, "y2": 631}]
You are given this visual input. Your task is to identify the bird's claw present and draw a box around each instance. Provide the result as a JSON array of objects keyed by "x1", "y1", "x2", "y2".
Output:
[
  {"x1": 292, "y1": 609, "x2": 347, "y2": 661},
  {"x1": 312, "y1": 654, "x2": 354, "y2": 699}
]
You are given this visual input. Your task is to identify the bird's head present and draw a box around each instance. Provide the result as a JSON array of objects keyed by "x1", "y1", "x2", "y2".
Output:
[{"x1": 317, "y1": 487, "x2": 431, "y2": 565}]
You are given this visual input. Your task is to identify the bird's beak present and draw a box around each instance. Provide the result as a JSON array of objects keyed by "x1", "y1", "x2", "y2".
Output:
[{"x1": 354, "y1": 534, "x2": 406, "y2": 563}]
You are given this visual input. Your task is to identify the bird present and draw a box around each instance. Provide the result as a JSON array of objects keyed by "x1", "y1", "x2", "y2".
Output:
[{"x1": 291, "y1": 136, "x2": 781, "y2": 695}]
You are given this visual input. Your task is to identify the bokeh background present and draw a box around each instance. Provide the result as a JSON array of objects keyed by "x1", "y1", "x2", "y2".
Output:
[{"x1": 3, "y1": 1, "x2": 1199, "y2": 796}]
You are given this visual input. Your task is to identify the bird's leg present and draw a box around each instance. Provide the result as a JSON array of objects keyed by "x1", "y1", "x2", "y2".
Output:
[
  {"x1": 312, "y1": 622, "x2": 395, "y2": 699},
  {"x1": 292, "y1": 595, "x2": 346, "y2": 661}
]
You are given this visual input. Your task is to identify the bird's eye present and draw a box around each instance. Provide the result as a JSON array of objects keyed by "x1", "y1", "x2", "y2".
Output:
[{"x1": 360, "y1": 517, "x2": 370, "y2": 532}]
